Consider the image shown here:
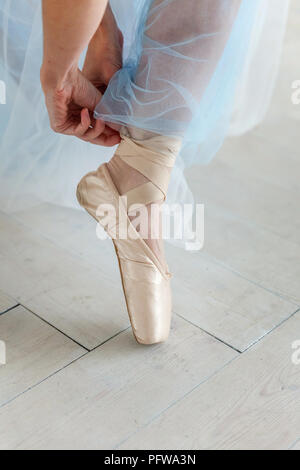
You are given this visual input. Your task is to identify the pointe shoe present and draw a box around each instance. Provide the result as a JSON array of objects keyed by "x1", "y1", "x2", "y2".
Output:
[{"x1": 77, "y1": 163, "x2": 172, "y2": 345}]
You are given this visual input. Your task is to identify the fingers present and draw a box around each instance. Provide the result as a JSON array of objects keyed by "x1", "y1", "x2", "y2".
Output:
[
  {"x1": 73, "y1": 108, "x2": 92, "y2": 137},
  {"x1": 45, "y1": 77, "x2": 121, "y2": 147},
  {"x1": 84, "y1": 132, "x2": 121, "y2": 147},
  {"x1": 77, "y1": 108, "x2": 121, "y2": 147}
]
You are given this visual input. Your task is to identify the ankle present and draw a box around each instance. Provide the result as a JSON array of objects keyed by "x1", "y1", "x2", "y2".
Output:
[{"x1": 107, "y1": 155, "x2": 148, "y2": 196}]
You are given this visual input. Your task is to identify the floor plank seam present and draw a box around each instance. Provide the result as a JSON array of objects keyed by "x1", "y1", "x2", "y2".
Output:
[
  {"x1": 0, "y1": 326, "x2": 131, "y2": 412},
  {"x1": 174, "y1": 311, "x2": 242, "y2": 353},
  {"x1": 241, "y1": 307, "x2": 300, "y2": 353},
  {"x1": 0, "y1": 350, "x2": 89, "y2": 411},
  {"x1": 19, "y1": 302, "x2": 131, "y2": 352},
  {"x1": 0, "y1": 304, "x2": 20, "y2": 316},
  {"x1": 114, "y1": 309, "x2": 300, "y2": 449},
  {"x1": 18, "y1": 302, "x2": 90, "y2": 352},
  {"x1": 90, "y1": 326, "x2": 131, "y2": 352},
  {"x1": 205, "y1": 252, "x2": 300, "y2": 306},
  {"x1": 21, "y1": 299, "x2": 131, "y2": 352},
  {"x1": 175, "y1": 307, "x2": 300, "y2": 355},
  {"x1": 114, "y1": 353, "x2": 240, "y2": 450}
]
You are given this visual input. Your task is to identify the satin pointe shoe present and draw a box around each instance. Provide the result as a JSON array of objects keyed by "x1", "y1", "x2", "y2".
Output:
[{"x1": 76, "y1": 135, "x2": 180, "y2": 345}]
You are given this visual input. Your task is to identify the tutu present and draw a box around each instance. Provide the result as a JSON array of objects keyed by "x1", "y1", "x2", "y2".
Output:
[{"x1": 0, "y1": 0, "x2": 289, "y2": 215}]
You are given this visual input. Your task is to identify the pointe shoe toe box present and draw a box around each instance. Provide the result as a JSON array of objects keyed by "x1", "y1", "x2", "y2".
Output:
[{"x1": 119, "y1": 258, "x2": 172, "y2": 345}]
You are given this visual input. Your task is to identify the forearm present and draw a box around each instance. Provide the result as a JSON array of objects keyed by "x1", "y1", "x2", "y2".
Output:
[{"x1": 41, "y1": 0, "x2": 108, "y2": 89}]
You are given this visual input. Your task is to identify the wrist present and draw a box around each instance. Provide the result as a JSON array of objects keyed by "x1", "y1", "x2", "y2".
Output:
[{"x1": 40, "y1": 61, "x2": 78, "y2": 92}]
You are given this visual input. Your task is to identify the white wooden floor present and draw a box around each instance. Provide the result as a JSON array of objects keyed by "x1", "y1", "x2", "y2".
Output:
[{"x1": 0, "y1": 2, "x2": 299, "y2": 450}]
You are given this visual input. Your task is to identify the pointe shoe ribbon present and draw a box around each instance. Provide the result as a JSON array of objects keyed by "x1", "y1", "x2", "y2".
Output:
[{"x1": 115, "y1": 134, "x2": 181, "y2": 210}]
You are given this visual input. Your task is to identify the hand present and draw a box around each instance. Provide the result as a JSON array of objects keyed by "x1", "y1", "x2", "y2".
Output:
[
  {"x1": 83, "y1": 4, "x2": 123, "y2": 93},
  {"x1": 41, "y1": 65, "x2": 121, "y2": 147}
]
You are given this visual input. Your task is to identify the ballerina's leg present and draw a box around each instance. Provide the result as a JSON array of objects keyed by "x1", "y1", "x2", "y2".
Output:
[{"x1": 107, "y1": 0, "x2": 242, "y2": 262}]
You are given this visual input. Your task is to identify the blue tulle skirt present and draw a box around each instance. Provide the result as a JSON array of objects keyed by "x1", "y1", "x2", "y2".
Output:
[
  {"x1": 0, "y1": 0, "x2": 289, "y2": 212},
  {"x1": 98, "y1": 0, "x2": 258, "y2": 166}
]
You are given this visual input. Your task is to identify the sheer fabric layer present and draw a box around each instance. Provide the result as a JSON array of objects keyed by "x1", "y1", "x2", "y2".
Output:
[{"x1": 0, "y1": 0, "x2": 289, "y2": 215}]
